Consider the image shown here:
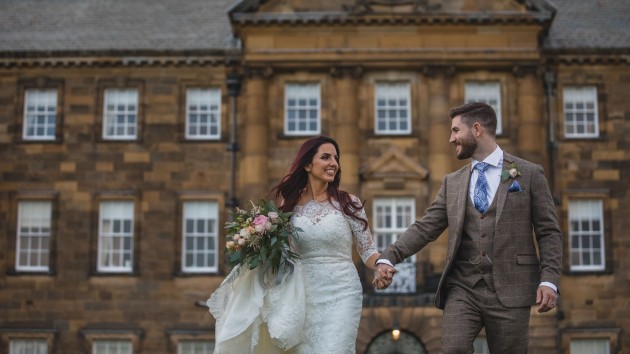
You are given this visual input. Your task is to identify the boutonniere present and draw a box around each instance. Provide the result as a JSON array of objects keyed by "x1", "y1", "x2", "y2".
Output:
[{"x1": 501, "y1": 162, "x2": 522, "y2": 192}]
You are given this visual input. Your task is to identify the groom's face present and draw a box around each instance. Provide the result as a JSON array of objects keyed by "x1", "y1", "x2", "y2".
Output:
[{"x1": 450, "y1": 116, "x2": 478, "y2": 160}]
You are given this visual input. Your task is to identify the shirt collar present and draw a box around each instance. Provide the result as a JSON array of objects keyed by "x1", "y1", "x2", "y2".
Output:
[{"x1": 471, "y1": 145, "x2": 503, "y2": 171}]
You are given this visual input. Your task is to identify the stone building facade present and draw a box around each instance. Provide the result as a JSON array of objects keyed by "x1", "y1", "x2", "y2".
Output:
[{"x1": 0, "y1": 0, "x2": 628, "y2": 353}]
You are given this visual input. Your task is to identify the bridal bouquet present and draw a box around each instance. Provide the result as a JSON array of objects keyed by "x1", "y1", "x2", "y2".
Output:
[{"x1": 224, "y1": 200, "x2": 301, "y2": 274}]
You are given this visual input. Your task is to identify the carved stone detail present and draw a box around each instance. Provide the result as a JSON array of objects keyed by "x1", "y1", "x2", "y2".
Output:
[
  {"x1": 330, "y1": 65, "x2": 364, "y2": 79},
  {"x1": 343, "y1": 0, "x2": 441, "y2": 15}
]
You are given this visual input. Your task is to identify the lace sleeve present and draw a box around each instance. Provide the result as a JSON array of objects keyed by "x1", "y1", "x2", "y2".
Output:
[{"x1": 346, "y1": 195, "x2": 378, "y2": 264}]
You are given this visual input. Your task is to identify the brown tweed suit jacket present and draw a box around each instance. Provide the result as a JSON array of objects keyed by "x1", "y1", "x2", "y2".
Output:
[{"x1": 381, "y1": 152, "x2": 563, "y2": 309}]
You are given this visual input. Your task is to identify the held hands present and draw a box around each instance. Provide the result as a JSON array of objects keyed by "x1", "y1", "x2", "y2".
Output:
[
  {"x1": 372, "y1": 264, "x2": 397, "y2": 290},
  {"x1": 536, "y1": 285, "x2": 558, "y2": 313}
]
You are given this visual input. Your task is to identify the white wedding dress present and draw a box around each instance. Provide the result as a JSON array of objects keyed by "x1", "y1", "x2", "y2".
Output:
[
  {"x1": 289, "y1": 198, "x2": 377, "y2": 354},
  {"x1": 208, "y1": 197, "x2": 377, "y2": 354}
]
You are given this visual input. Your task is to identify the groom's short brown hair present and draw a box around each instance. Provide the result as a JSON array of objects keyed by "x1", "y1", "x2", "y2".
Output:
[{"x1": 449, "y1": 102, "x2": 497, "y2": 137}]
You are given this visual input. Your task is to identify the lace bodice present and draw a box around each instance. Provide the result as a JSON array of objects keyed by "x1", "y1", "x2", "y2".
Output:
[{"x1": 291, "y1": 197, "x2": 377, "y2": 265}]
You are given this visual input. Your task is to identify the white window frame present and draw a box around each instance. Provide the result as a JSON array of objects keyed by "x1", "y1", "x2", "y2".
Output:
[
  {"x1": 182, "y1": 201, "x2": 219, "y2": 273},
  {"x1": 185, "y1": 88, "x2": 221, "y2": 140},
  {"x1": 92, "y1": 340, "x2": 132, "y2": 354},
  {"x1": 373, "y1": 198, "x2": 416, "y2": 294},
  {"x1": 16, "y1": 201, "x2": 52, "y2": 272},
  {"x1": 102, "y1": 88, "x2": 138, "y2": 140},
  {"x1": 374, "y1": 82, "x2": 412, "y2": 135},
  {"x1": 10, "y1": 339, "x2": 48, "y2": 354},
  {"x1": 284, "y1": 83, "x2": 321, "y2": 136},
  {"x1": 178, "y1": 341, "x2": 215, "y2": 354},
  {"x1": 97, "y1": 201, "x2": 134, "y2": 273},
  {"x1": 568, "y1": 200, "x2": 605, "y2": 271},
  {"x1": 23, "y1": 89, "x2": 57, "y2": 141},
  {"x1": 563, "y1": 86, "x2": 599, "y2": 138},
  {"x1": 465, "y1": 82, "x2": 502, "y2": 135},
  {"x1": 570, "y1": 338, "x2": 610, "y2": 354}
]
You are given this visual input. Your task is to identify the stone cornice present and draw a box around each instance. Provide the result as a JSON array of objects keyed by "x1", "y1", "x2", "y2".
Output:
[
  {"x1": 543, "y1": 52, "x2": 630, "y2": 65},
  {"x1": 0, "y1": 51, "x2": 237, "y2": 69},
  {"x1": 230, "y1": 11, "x2": 553, "y2": 26}
]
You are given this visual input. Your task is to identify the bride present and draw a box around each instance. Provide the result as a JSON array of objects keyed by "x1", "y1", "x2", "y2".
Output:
[{"x1": 209, "y1": 135, "x2": 382, "y2": 353}]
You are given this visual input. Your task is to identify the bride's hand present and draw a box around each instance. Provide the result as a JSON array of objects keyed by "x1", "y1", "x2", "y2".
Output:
[{"x1": 373, "y1": 264, "x2": 396, "y2": 290}]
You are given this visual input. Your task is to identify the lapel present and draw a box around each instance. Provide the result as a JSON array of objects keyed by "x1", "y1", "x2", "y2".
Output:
[
  {"x1": 495, "y1": 153, "x2": 513, "y2": 224},
  {"x1": 455, "y1": 165, "x2": 471, "y2": 239}
]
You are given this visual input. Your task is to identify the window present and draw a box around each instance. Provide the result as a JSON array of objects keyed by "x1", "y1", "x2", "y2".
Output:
[
  {"x1": 284, "y1": 83, "x2": 320, "y2": 135},
  {"x1": 16, "y1": 201, "x2": 52, "y2": 272},
  {"x1": 10, "y1": 339, "x2": 48, "y2": 354},
  {"x1": 563, "y1": 86, "x2": 599, "y2": 138},
  {"x1": 182, "y1": 201, "x2": 219, "y2": 273},
  {"x1": 92, "y1": 340, "x2": 132, "y2": 354},
  {"x1": 103, "y1": 89, "x2": 138, "y2": 140},
  {"x1": 98, "y1": 201, "x2": 134, "y2": 272},
  {"x1": 23, "y1": 89, "x2": 57, "y2": 140},
  {"x1": 186, "y1": 88, "x2": 221, "y2": 140},
  {"x1": 570, "y1": 339, "x2": 610, "y2": 354},
  {"x1": 465, "y1": 82, "x2": 502, "y2": 135},
  {"x1": 374, "y1": 82, "x2": 411, "y2": 135},
  {"x1": 374, "y1": 198, "x2": 416, "y2": 293},
  {"x1": 178, "y1": 341, "x2": 215, "y2": 354},
  {"x1": 568, "y1": 200, "x2": 605, "y2": 271},
  {"x1": 474, "y1": 337, "x2": 490, "y2": 354}
]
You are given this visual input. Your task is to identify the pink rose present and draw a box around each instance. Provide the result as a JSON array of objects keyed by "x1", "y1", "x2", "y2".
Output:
[
  {"x1": 253, "y1": 215, "x2": 269, "y2": 226},
  {"x1": 267, "y1": 211, "x2": 279, "y2": 221}
]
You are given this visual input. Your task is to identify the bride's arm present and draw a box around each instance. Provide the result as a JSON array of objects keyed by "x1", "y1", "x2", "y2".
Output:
[
  {"x1": 346, "y1": 195, "x2": 380, "y2": 271},
  {"x1": 365, "y1": 252, "x2": 381, "y2": 272}
]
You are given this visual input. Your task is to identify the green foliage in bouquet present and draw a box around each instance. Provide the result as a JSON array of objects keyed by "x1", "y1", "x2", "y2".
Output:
[{"x1": 224, "y1": 200, "x2": 301, "y2": 273}]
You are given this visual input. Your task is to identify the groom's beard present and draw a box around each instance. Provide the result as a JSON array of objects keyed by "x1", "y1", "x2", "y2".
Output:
[{"x1": 456, "y1": 131, "x2": 478, "y2": 160}]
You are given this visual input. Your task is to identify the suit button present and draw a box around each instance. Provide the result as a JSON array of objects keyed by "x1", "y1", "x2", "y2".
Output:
[
  {"x1": 481, "y1": 234, "x2": 487, "y2": 238},
  {"x1": 481, "y1": 251, "x2": 486, "y2": 257},
  {"x1": 480, "y1": 215, "x2": 485, "y2": 219}
]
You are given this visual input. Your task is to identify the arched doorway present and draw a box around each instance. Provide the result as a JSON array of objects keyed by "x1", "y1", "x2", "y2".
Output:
[{"x1": 366, "y1": 330, "x2": 427, "y2": 354}]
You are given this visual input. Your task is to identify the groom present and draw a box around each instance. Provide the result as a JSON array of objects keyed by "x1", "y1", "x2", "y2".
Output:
[{"x1": 373, "y1": 102, "x2": 562, "y2": 353}]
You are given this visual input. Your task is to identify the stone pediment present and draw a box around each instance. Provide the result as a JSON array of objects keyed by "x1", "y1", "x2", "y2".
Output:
[{"x1": 362, "y1": 146, "x2": 428, "y2": 181}]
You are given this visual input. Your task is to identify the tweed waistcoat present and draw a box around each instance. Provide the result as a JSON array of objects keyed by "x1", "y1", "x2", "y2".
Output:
[{"x1": 448, "y1": 193, "x2": 498, "y2": 290}]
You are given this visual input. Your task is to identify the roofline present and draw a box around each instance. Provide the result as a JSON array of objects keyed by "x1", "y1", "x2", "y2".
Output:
[
  {"x1": 0, "y1": 49, "x2": 242, "y2": 69},
  {"x1": 230, "y1": 11, "x2": 554, "y2": 26}
]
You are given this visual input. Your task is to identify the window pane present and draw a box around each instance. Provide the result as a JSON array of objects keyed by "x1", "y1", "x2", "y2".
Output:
[
  {"x1": 16, "y1": 201, "x2": 52, "y2": 271},
  {"x1": 103, "y1": 89, "x2": 138, "y2": 140},
  {"x1": 98, "y1": 201, "x2": 134, "y2": 272},
  {"x1": 186, "y1": 88, "x2": 222, "y2": 140},
  {"x1": 464, "y1": 82, "x2": 502, "y2": 134},
  {"x1": 23, "y1": 89, "x2": 57, "y2": 140},
  {"x1": 182, "y1": 202, "x2": 219, "y2": 272},
  {"x1": 374, "y1": 82, "x2": 411, "y2": 135},
  {"x1": 373, "y1": 198, "x2": 416, "y2": 293},
  {"x1": 568, "y1": 200, "x2": 605, "y2": 271},
  {"x1": 284, "y1": 83, "x2": 320, "y2": 134},
  {"x1": 570, "y1": 338, "x2": 610, "y2": 354},
  {"x1": 563, "y1": 86, "x2": 599, "y2": 138},
  {"x1": 10, "y1": 339, "x2": 48, "y2": 354}
]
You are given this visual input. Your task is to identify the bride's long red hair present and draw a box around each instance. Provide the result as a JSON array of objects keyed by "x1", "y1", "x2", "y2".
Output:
[{"x1": 271, "y1": 135, "x2": 368, "y2": 230}]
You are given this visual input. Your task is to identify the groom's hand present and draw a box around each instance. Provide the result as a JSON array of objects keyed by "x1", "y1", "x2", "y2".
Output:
[
  {"x1": 373, "y1": 264, "x2": 396, "y2": 290},
  {"x1": 536, "y1": 285, "x2": 558, "y2": 313}
]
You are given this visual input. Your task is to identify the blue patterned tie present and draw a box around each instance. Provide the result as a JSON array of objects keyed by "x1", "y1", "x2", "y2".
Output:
[{"x1": 474, "y1": 162, "x2": 490, "y2": 214}]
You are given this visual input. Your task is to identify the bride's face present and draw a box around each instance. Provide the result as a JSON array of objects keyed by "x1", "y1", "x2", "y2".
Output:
[{"x1": 305, "y1": 143, "x2": 339, "y2": 184}]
